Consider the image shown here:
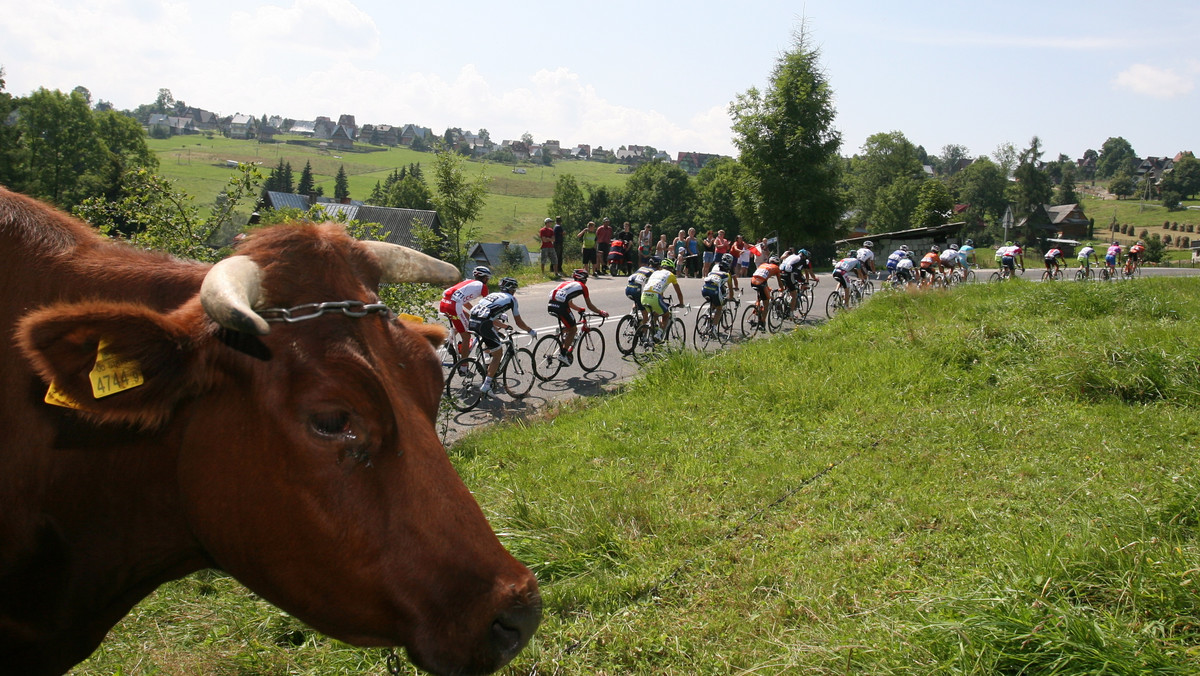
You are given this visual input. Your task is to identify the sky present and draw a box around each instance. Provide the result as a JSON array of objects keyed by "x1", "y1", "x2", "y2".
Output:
[{"x1": 1, "y1": 0, "x2": 1197, "y2": 164}]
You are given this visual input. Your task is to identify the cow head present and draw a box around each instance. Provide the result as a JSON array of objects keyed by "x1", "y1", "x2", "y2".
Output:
[{"x1": 18, "y1": 224, "x2": 540, "y2": 675}]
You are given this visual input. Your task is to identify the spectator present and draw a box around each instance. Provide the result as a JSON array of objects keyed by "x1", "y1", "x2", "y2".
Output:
[
  {"x1": 655, "y1": 233, "x2": 669, "y2": 260},
  {"x1": 577, "y1": 221, "x2": 598, "y2": 275},
  {"x1": 671, "y1": 230, "x2": 687, "y2": 276},
  {"x1": 552, "y1": 216, "x2": 565, "y2": 276},
  {"x1": 538, "y1": 217, "x2": 557, "y2": 276},
  {"x1": 731, "y1": 234, "x2": 748, "y2": 277},
  {"x1": 639, "y1": 223, "x2": 654, "y2": 266},
  {"x1": 596, "y1": 217, "x2": 613, "y2": 275},
  {"x1": 701, "y1": 229, "x2": 716, "y2": 276},
  {"x1": 686, "y1": 228, "x2": 700, "y2": 278}
]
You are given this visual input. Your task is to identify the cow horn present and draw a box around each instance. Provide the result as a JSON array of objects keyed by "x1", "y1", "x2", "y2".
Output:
[
  {"x1": 200, "y1": 255, "x2": 271, "y2": 336},
  {"x1": 360, "y1": 240, "x2": 461, "y2": 286}
]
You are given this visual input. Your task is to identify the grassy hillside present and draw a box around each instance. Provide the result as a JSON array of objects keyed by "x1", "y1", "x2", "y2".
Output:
[
  {"x1": 148, "y1": 135, "x2": 629, "y2": 243},
  {"x1": 75, "y1": 279, "x2": 1200, "y2": 674}
]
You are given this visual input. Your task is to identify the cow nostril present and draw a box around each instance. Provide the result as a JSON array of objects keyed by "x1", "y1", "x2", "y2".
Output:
[{"x1": 491, "y1": 601, "x2": 541, "y2": 660}]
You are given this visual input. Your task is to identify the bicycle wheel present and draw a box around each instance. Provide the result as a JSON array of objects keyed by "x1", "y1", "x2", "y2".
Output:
[
  {"x1": 1099, "y1": 267, "x2": 1111, "y2": 282},
  {"x1": 532, "y1": 334, "x2": 564, "y2": 381},
  {"x1": 962, "y1": 269, "x2": 977, "y2": 284},
  {"x1": 576, "y1": 329, "x2": 605, "y2": 372},
  {"x1": 825, "y1": 291, "x2": 844, "y2": 317},
  {"x1": 740, "y1": 303, "x2": 760, "y2": 337},
  {"x1": 666, "y1": 318, "x2": 687, "y2": 351},
  {"x1": 766, "y1": 298, "x2": 785, "y2": 333},
  {"x1": 631, "y1": 323, "x2": 656, "y2": 364},
  {"x1": 1053, "y1": 269, "x2": 1063, "y2": 281},
  {"x1": 694, "y1": 312, "x2": 716, "y2": 349},
  {"x1": 717, "y1": 306, "x2": 737, "y2": 343},
  {"x1": 615, "y1": 314, "x2": 639, "y2": 355},
  {"x1": 445, "y1": 357, "x2": 485, "y2": 412},
  {"x1": 795, "y1": 293, "x2": 810, "y2": 320},
  {"x1": 500, "y1": 348, "x2": 536, "y2": 398},
  {"x1": 989, "y1": 271, "x2": 1002, "y2": 283}
]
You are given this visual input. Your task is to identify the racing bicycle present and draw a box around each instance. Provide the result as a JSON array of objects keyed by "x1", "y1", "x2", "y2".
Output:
[
  {"x1": 444, "y1": 326, "x2": 536, "y2": 412},
  {"x1": 533, "y1": 311, "x2": 607, "y2": 381}
]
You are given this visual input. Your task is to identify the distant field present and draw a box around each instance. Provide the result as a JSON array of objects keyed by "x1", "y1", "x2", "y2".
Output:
[{"x1": 148, "y1": 135, "x2": 630, "y2": 242}]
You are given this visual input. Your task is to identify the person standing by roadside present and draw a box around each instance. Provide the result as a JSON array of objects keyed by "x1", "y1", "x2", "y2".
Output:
[
  {"x1": 596, "y1": 217, "x2": 613, "y2": 275},
  {"x1": 713, "y1": 230, "x2": 730, "y2": 270},
  {"x1": 639, "y1": 223, "x2": 654, "y2": 267},
  {"x1": 701, "y1": 230, "x2": 716, "y2": 276},
  {"x1": 577, "y1": 221, "x2": 598, "y2": 276},
  {"x1": 538, "y1": 217, "x2": 557, "y2": 276},
  {"x1": 552, "y1": 216, "x2": 565, "y2": 276},
  {"x1": 686, "y1": 228, "x2": 700, "y2": 278},
  {"x1": 656, "y1": 233, "x2": 669, "y2": 261},
  {"x1": 731, "y1": 234, "x2": 747, "y2": 279}
]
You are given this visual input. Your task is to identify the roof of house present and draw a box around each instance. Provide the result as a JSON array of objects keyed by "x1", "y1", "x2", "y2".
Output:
[
  {"x1": 468, "y1": 242, "x2": 531, "y2": 266},
  {"x1": 316, "y1": 203, "x2": 440, "y2": 249},
  {"x1": 836, "y1": 222, "x2": 966, "y2": 246}
]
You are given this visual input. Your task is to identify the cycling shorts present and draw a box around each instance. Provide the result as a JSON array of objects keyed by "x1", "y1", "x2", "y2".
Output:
[
  {"x1": 548, "y1": 302, "x2": 577, "y2": 328},
  {"x1": 1105, "y1": 254, "x2": 1116, "y2": 266},
  {"x1": 1001, "y1": 255, "x2": 1015, "y2": 269},
  {"x1": 625, "y1": 286, "x2": 645, "y2": 309},
  {"x1": 467, "y1": 317, "x2": 503, "y2": 350},
  {"x1": 641, "y1": 292, "x2": 669, "y2": 316},
  {"x1": 701, "y1": 287, "x2": 725, "y2": 307},
  {"x1": 751, "y1": 280, "x2": 771, "y2": 301}
]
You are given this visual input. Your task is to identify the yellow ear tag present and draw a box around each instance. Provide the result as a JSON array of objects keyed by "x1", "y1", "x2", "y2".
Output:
[
  {"x1": 45, "y1": 381, "x2": 83, "y2": 409},
  {"x1": 89, "y1": 338, "x2": 144, "y2": 399},
  {"x1": 397, "y1": 313, "x2": 425, "y2": 323}
]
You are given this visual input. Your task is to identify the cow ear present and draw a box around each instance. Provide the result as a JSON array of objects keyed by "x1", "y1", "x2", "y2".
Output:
[
  {"x1": 405, "y1": 320, "x2": 447, "y2": 350},
  {"x1": 17, "y1": 301, "x2": 201, "y2": 429}
]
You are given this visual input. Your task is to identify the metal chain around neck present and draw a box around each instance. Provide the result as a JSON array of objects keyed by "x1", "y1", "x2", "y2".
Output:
[{"x1": 258, "y1": 300, "x2": 391, "y2": 324}]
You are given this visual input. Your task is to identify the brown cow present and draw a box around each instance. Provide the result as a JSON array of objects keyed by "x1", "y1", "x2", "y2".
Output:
[{"x1": 0, "y1": 186, "x2": 540, "y2": 676}]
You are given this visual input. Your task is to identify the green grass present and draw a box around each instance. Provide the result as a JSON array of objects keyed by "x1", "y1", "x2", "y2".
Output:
[
  {"x1": 74, "y1": 278, "x2": 1200, "y2": 674},
  {"x1": 149, "y1": 135, "x2": 630, "y2": 244}
]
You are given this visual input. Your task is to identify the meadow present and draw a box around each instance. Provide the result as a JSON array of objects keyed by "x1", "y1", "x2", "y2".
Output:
[
  {"x1": 75, "y1": 278, "x2": 1200, "y2": 674},
  {"x1": 147, "y1": 135, "x2": 629, "y2": 244}
]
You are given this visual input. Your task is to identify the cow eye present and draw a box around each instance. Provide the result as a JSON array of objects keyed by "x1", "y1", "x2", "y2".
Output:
[{"x1": 309, "y1": 411, "x2": 352, "y2": 438}]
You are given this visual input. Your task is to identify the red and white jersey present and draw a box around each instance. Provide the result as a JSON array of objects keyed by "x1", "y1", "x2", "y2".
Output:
[
  {"x1": 548, "y1": 280, "x2": 589, "y2": 305},
  {"x1": 440, "y1": 279, "x2": 487, "y2": 322}
]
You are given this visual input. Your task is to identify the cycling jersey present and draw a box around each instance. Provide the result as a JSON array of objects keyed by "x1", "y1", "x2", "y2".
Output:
[
  {"x1": 701, "y1": 269, "x2": 730, "y2": 305},
  {"x1": 939, "y1": 250, "x2": 960, "y2": 265},
  {"x1": 780, "y1": 254, "x2": 808, "y2": 273},
  {"x1": 643, "y1": 268, "x2": 677, "y2": 296},
  {"x1": 833, "y1": 257, "x2": 862, "y2": 273},
  {"x1": 886, "y1": 250, "x2": 906, "y2": 269},
  {"x1": 439, "y1": 279, "x2": 487, "y2": 330},
  {"x1": 1128, "y1": 244, "x2": 1145, "y2": 260},
  {"x1": 469, "y1": 292, "x2": 521, "y2": 321},
  {"x1": 1078, "y1": 246, "x2": 1095, "y2": 259},
  {"x1": 1045, "y1": 248, "x2": 1063, "y2": 260},
  {"x1": 548, "y1": 280, "x2": 589, "y2": 306},
  {"x1": 855, "y1": 248, "x2": 875, "y2": 264},
  {"x1": 750, "y1": 262, "x2": 781, "y2": 285},
  {"x1": 919, "y1": 252, "x2": 939, "y2": 268},
  {"x1": 896, "y1": 257, "x2": 914, "y2": 271}
]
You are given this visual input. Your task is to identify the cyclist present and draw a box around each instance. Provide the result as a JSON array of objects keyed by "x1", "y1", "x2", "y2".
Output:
[
  {"x1": 439, "y1": 265, "x2": 491, "y2": 364},
  {"x1": 1043, "y1": 245, "x2": 1065, "y2": 278},
  {"x1": 938, "y1": 243, "x2": 963, "y2": 279},
  {"x1": 832, "y1": 252, "x2": 865, "y2": 306},
  {"x1": 780, "y1": 249, "x2": 812, "y2": 316},
  {"x1": 959, "y1": 239, "x2": 977, "y2": 272},
  {"x1": 1105, "y1": 241, "x2": 1122, "y2": 277},
  {"x1": 855, "y1": 240, "x2": 877, "y2": 276},
  {"x1": 641, "y1": 257, "x2": 685, "y2": 340},
  {"x1": 894, "y1": 251, "x2": 917, "y2": 287},
  {"x1": 467, "y1": 277, "x2": 537, "y2": 397},
  {"x1": 885, "y1": 245, "x2": 909, "y2": 283},
  {"x1": 700, "y1": 253, "x2": 735, "y2": 334},
  {"x1": 1126, "y1": 240, "x2": 1145, "y2": 275},
  {"x1": 625, "y1": 256, "x2": 659, "y2": 327},
  {"x1": 1077, "y1": 242, "x2": 1098, "y2": 274},
  {"x1": 998, "y1": 241, "x2": 1021, "y2": 278},
  {"x1": 919, "y1": 245, "x2": 941, "y2": 286},
  {"x1": 749, "y1": 255, "x2": 783, "y2": 327},
  {"x1": 547, "y1": 269, "x2": 609, "y2": 365}
]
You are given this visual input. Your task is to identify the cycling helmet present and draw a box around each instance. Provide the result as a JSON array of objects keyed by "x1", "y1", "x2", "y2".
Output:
[
  {"x1": 660, "y1": 258, "x2": 676, "y2": 270},
  {"x1": 769, "y1": 256, "x2": 781, "y2": 265},
  {"x1": 499, "y1": 277, "x2": 518, "y2": 294},
  {"x1": 931, "y1": 245, "x2": 940, "y2": 253},
  {"x1": 1005, "y1": 240, "x2": 1014, "y2": 246},
  {"x1": 1137, "y1": 240, "x2": 1145, "y2": 246},
  {"x1": 1112, "y1": 241, "x2": 1119, "y2": 246},
  {"x1": 798, "y1": 248, "x2": 810, "y2": 257},
  {"x1": 649, "y1": 255, "x2": 663, "y2": 266},
  {"x1": 721, "y1": 253, "x2": 734, "y2": 268},
  {"x1": 949, "y1": 243, "x2": 959, "y2": 251},
  {"x1": 863, "y1": 240, "x2": 874, "y2": 249},
  {"x1": 472, "y1": 265, "x2": 492, "y2": 281},
  {"x1": 964, "y1": 239, "x2": 974, "y2": 246},
  {"x1": 572, "y1": 268, "x2": 588, "y2": 282},
  {"x1": 900, "y1": 244, "x2": 909, "y2": 252}
]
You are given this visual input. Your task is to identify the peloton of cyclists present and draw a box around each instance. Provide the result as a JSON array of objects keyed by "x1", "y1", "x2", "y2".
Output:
[
  {"x1": 547, "y1": 269, "x2": 609, "y2": 366},
  {"x1": 467, "y1": 277, "x2": 537, "y2": 397},
  {"x1": 439, "y1": 265, "x2": 491, "y2": 363}
]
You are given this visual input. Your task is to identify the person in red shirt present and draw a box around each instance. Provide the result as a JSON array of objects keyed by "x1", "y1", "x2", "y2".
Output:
[
  {"x1": 596, "y1": 217, "x2": 613, "y2": 275},
  {"x1": 537, "y1": 217, "x2": 557, "y2": 276}
]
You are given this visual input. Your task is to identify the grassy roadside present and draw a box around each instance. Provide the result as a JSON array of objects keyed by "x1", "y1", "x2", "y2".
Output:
[{"x1": 76, "y1": 279, "x2": 1200, "y2": 675}]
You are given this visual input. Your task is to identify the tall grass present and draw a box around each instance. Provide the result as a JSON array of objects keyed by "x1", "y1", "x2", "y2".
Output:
[{"x1": 75, "y1": 279, "x2": 1200, "y2": 675}]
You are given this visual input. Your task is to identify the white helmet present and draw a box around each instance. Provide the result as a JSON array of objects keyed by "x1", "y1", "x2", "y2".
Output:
[{"x1": 863, "y1": 241, "x2": 874, "y2": 249}]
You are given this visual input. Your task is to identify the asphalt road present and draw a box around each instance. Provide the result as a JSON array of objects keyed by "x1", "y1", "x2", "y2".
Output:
[{"x1": 438, "y1": 263, "x2": 1200, "y2": 444}]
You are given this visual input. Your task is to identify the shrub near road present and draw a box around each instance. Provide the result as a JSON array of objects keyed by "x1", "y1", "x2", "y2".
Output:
[{"x1": 77, "y1": 279, "x2": 1200, "y2": 674}]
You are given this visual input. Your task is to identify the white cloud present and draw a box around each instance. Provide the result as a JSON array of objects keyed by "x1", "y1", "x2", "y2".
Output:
[
  {"x1": 1112, "y1": 63, "x2": 1195, "y2": 99},
  {"x1": 229, "y1": 0, "x2": 380, "y2": 58}
]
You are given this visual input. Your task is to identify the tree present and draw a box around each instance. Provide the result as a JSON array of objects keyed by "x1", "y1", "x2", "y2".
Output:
[
  {"x1": 334, "y1": 165, "x2": 349, "y2": 201},
  {"x1": 621, "y1": 160, "x2": 696, "y2": 233},
  {"x1": 912, "y1": 178, "x2": 955, "y2": 229},
  {"x1": 0, "y1": 68, "x2": 21, "y2": 188},
  {"x1": 991, "y1": 142, "x2": 1018, "y2": 179},
  {"x1": 848, "y1": 131, "x2": 923, "y2": 231},
  {"x1": 154, "y1": 88, "x2": 174, "y2": 114},
  {"x1": 428, "y1": 149, "x2": 490, "y2": 265},
  {"x1": 72, "y1": 86, "x2": 92, "y2": 107},
  {"x1": 950, "y1": 156, "x2": 1007, "y2": 226},
  {"x1": 1096, "y1": 136, "x2": 1136, "y2": 179},
  {"x1": 1010, "y1": 136, "x2": 1053, "y2": 218},
  {"x1": 1162, "y1": 155, "x2": 1200, "y2": 200},
  {"x1": 938, "y1": 144, "x2": 971, "y2": 176},
  {"x1": 730, "y1": 21, "x2": 843, "y2": 250},
  {"x1": 694, "y1": 156, "x2": 754, "y2": 236},
  {"x1": 520, "y1": 131, "x2": 534, "y2": 146},
  {"x1": 16, "y1": 87, "x2": 109, "y2": 207},
  {"x1": 1055, "y1": 163, "x2": 1079, "y2": 205},
  {"x1": 297, "y1": 160, "x2": 315, "y2": 196},
  {"x1": 549, "y1": 174, "x2": 586, "y2": 231},
  {"x1": 1109, "y1": 171, "x2": 1135, "y2": 199},
  {"x1": 385, "y1": 174, "x2": 433, "y2": 210},
  {"x1": 477, "y1": 128, "x2": 491, "y2": 144}
]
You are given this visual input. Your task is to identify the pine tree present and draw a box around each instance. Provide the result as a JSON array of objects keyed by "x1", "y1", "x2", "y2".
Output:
[
  {"x1": 297, "y1": 160, "x2": 314, "y2": 196},
  {"x1": 334, "y1": 165, "x2": 349, "y2": 201}
]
